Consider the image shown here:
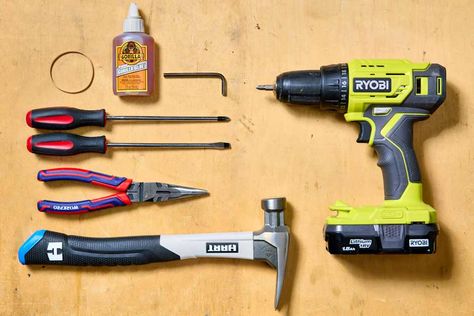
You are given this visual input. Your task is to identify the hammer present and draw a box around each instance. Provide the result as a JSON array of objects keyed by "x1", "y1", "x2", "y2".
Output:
[{"x1": 18, "y1": 197, "x2": 290, "y2": 309}]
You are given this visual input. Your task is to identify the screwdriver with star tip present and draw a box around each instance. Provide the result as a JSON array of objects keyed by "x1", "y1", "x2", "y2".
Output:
[{"x1": 27, "y1": 107, "x2": 230, "y2": 130}]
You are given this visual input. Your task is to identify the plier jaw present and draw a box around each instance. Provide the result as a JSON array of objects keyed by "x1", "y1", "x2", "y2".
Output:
[{"x1": 127, "y1": 182, "x2": 209, "y2": 203}]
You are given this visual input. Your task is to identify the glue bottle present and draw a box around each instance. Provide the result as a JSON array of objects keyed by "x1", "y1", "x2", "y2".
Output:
[{"x1": 113, "y1": 3, "x2": 155, "y2": 96}]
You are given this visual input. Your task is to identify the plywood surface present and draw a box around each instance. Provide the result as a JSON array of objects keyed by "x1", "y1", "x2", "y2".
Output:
[{"x1": 1, "y1": 0, "x2": 473, "y2": 315}]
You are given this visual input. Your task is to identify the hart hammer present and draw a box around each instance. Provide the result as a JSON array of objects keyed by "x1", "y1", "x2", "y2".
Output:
[{"x1": 18, "y1": 197, "x2": 290, "y2": 308}]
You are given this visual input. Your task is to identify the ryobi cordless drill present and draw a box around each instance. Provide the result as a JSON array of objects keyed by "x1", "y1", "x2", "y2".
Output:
[{"x1": 257, "y1": 59, "x2": 446, "y2": 254}]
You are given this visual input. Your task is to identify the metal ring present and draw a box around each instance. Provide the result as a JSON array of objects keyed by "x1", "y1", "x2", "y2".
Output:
[{"x1": 50, "y1": 51, "x2": 95, "y2": 94}]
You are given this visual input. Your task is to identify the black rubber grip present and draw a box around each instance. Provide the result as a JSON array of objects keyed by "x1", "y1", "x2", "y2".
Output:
[
  {"x1": 28, "y1": 107, "x2": 106, "y2": 130},
  {"x1": 372, "y1": 114, "x2": 426, "y2": 200},
  {"x1": 22, "y1": 231, "x2": 180, "y2": 266},
  {"x1": 28, "y1": 133, "x2": 107, "y2": 156}
]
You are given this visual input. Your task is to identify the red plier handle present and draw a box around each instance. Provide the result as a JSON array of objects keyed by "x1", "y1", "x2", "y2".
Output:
[{"x1": 37, "y1": 168, "x2": 133, "y2": 214}]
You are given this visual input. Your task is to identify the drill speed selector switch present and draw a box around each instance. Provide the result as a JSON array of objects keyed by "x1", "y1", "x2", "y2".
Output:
[{"x1": 258, "y1": 59, "x2": 446, "y2": 254}]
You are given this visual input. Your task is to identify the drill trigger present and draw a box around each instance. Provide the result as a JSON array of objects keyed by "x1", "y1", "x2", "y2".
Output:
[{"x1": 356, "y1": 121, "x2": 372, "y2": 143}]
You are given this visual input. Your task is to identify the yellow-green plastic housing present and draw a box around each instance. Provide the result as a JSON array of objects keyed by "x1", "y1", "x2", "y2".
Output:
[{"x1": 327, "y1": 59, "x2": 438, "y2": 225}]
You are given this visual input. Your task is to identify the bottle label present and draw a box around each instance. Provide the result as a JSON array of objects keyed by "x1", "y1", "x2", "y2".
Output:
[{"x1": 115, "y1": 41, "x2": 147, "y2": 92}]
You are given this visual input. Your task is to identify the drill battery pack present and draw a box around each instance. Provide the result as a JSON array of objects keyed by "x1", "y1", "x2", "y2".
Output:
[{"x1": 324, "y1": 224, "x2": 438, "y2": 254}]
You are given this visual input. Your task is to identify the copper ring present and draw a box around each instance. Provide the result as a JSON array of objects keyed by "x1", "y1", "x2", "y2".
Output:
[{"x1": 50, "y1": 51, "x2": 95, "y2": 94}]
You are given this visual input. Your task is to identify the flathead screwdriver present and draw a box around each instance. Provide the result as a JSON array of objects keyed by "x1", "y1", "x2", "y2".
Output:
[
  {"x1": 27, "y1": 133, "x2": 231, "y2": 156},
  {"x1": 27, "y1": 107, "x2": 230, "y2": 130}
]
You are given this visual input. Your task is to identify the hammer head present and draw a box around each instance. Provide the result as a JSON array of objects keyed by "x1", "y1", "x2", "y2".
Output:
[{"x1": 253, "y1": 197, "x2": 290, "y2": 309}]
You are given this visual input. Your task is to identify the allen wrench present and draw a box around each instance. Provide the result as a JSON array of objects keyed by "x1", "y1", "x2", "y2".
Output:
[{"x1": 164, "y1": 72, "x2": 227, "y2": 96}]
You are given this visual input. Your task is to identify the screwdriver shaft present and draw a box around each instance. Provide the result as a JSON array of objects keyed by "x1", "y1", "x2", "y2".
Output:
[
  {"x1": 106, "y1": 115, "x2": 230, "y2": 122},
  {"x1": 107, "y1": 142, "x2": 231, "y2": 149}
]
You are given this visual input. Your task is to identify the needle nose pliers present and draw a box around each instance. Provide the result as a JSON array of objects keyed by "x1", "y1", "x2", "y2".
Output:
[{"x1": 37, "y1": 168, "x2": 208, "y2": 214}]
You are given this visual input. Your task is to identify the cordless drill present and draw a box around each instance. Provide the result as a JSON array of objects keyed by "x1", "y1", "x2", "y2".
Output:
[{"x1": 257, "y1": 59, "x2": 446, "y2": 254}]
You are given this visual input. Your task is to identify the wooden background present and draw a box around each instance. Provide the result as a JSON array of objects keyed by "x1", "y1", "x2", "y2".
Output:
[{"x1": 1, "y1": 0, "x2": 473, "y2": 315}]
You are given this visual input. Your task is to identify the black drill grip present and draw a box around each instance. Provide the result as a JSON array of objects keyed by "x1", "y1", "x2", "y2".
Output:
[
  {"x1": 19, "y1": 230, "x2": 181, "y2": 266},
  {"x1": 28, "y1": 133, "x2": 107, "y2": 156},
  {"x1": 27, "y1": 107, "x2": 106, "y2": 130},
  {"x1": 372, "y1": 113, "x2": 427, "y2": 200}
]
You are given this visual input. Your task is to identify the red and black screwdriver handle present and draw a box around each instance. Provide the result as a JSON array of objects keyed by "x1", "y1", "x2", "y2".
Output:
[
  {"x1": 27, "y1": 107, "x2": 106, "y2": 130},
  {"x1": 37, "y1": 168, "x2": 132, "y2": 214},
  {"x1": 28, "y1": 133, "x2": 107, "y2": 156}
]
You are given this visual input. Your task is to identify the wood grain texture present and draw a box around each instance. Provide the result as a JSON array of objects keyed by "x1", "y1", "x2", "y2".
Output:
[{"x1": 1, "y1": 0, "x2": 473, "y2": 315}]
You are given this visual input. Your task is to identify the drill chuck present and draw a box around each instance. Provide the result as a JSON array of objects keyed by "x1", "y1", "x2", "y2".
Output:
[{"x1": 258, "y1": 63, "x2": 349, "y2": 112}]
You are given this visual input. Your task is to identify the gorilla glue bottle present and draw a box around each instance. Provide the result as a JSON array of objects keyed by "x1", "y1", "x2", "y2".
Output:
[{"x1": 113, "y1": 3, "x2": 155, "y2": 96}]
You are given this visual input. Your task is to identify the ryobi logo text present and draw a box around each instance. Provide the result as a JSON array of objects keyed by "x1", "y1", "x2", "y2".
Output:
[
  {"x1": 206, "y1": 242, "x2": 239, "y2": 253},
  {"x1": 353, "y1": 78, "x2": 391, "y2": 92},
  {"x1": 409, "y1": 239, "x2": 429, "y2": 247},
  {"x1": 47, "y1": 242, "x2": 63, "y2": 261}
]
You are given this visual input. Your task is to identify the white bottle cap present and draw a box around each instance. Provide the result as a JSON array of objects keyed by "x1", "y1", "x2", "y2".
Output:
[{"x1": 123, "y1": 3, "x2": 145, "y2": 32}]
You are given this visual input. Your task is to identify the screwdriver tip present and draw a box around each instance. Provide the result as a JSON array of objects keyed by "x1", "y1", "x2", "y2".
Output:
[
  {"x1": 256, "y1": 84, "x2": 274, "y2": 91},
  {"x1": 218, "y1": 116, "x2": 231, "y2": 122},
  {"x1": 221, "y1": 142, "x2": 231, "y2": 149}
]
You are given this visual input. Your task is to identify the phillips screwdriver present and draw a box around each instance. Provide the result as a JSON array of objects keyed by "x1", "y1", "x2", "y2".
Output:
[
  {"x1": 27, "y1": 133, "x2": 231, "y2": 156},
  {"x1": 26, "y1": 107, "x2": 230, "y2": 130}
]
